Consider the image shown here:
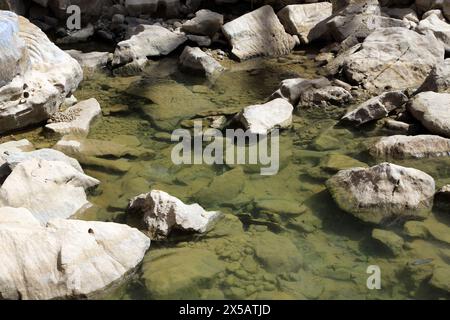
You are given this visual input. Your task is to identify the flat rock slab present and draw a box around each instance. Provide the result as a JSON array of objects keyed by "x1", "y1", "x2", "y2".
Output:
[
  {"x1": 0, "y1": 207, "x2": 150, "y2": 300},
  {"x1": 45, "y1": 98, "x2": 101, "y2": 138},
  {"x1": 277, "y1": 3, "x2": 332, "y2": 44},
  {"x1": 222, "y1": 5, "x2": 296, "y2": 61},
  {"x1": 408, "y1": 92, "x2": 450, "y2": 138},
  {"x1": 370, "y1": 135, "x2": 450, "y2": 159},
  {"x1": 326, "y1": 162, "x2": 435, "y2": 225},
  {"x1": 237, "y1": 98, "x2": 293, "y2": 134}
]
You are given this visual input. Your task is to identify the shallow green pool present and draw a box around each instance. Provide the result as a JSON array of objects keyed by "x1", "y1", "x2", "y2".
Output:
[{"x1": 15, "y1": 49, "x2": 450, "y2": 300}]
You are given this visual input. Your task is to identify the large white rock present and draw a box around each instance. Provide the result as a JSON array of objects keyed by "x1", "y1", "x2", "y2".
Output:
[
  {"x1": 222, "y1": 5, "x2": 296, "y2": 61},
  {"x1": 237, "y1": 98, "x2": 293, "y2": 135},
  {"x1": 326, "y1": 162, "x2": 435, "y2": 225},
  {"x1": 417, "y1": 13, "x2": 450, "y2": 53},
  {"x1": 0, "y1": 12, "x2": 82, "y2": 134},
  {"x1": 127, "y1": 190, "x2": 221, "y2": 239},
  {"x1": 179, "y1": 46, "x2": 224, "y2": 80},
  {"x1": 341, "y1": 91, "x2": 408, "y2": 125},
  {"x1": 0, "y1": 10, "x2": 27, "y2": 87},
  {"x1": 0, "y1": 206, "x2": 150, "y2": 300},
  {"x1": 0, "y1": 139, "x2": 34, "y2": 178},
  {"x1": 326, "y1": 0, "x2": 408, "y2": 42},
  {"x1": 0, "y1": 158, "x2": 99, "y2": 224},
  {"x1": 416, "y1": 58, "x2": 450, "y2": 93},
  {"x1": 181, "y1": 9, "x2": 223, "y2": 36},
  {"x1": 112, "y1": 24, "x2": 187, "y2": 68},
  {"x1": 335, "y1": 27, "x2": 444, "y2": 92},
  {"x1": 3, "y1": 148, "x2": 83, "y2": 172},
  {"x1": 370, "y1": 135, "x2": 450, "y2": 159},
  {"x1": 277, "y1": 3, "x2": 333, "y2": 44},
  {"x1": 45, "y1": 98, "x2": 101, "y2": 138},
  {"x1": 407, "y1": 91, "x2": 450, "y2": 137}
]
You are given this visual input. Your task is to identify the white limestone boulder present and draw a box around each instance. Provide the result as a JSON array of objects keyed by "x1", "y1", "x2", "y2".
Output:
[
  {"x1": 237, "y1": 98, "x2": 293, "y2": 135},
  {"x1": 0, "y1": 12, "x2": 82, "y2": 134},
  {"x1": 277, "y1": 2, "x2": 333, "y2": 44},
  {"x1": 127, "y1": 190, "x2": 221, "y2": 239},
  {"x1": 326, "y1": 162, "x2": 435, "y2": 225},
  {"x1": 45, "y1": 98, "x2": 101, "y2": 138},
  {"x1": 112, "y1": 24, "x2": 187, "y2": 68},
  {"x1": 334, "y1": 27, "x2": 444, "y2": 92},
  {"x1": 0, "y1": 158, "x2": 99, "y2": 224},
  {"x1": 221, "y1": 5, "x2": 296, "y2": 61},
  {"x1": 407, "y1": 91, "x2": 450, "y2": 137},
  {"x1": 370, "y1": 135, "x2": 450, "y2": 159},
  {"x1": 179, "y1": 46, "x2": 224, "y2": 80},
  {"x1": 0, "y1": 207, "x2": 150, "y2": 300}
]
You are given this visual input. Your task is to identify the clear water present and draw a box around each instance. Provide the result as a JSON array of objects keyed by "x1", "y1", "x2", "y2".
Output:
[{"x1": 13, "y1": 49, "x2": 450, "y2": 300}]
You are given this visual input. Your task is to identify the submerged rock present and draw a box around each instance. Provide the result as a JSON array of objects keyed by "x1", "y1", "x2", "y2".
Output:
[
  {"x1": 331, "y1": 27, "x2": 444, "y2": 92},
  {"x1": 370, "y1": 135, "x2": 450, "y2": 159},
  {"x1": 429, "y1": 265, "x2": 450, "y2": 293},
  {"x1": 277, "y1": 2, "x2": 332, "y2": 44},
  {"x1": 179, "y1": 46, "x2": 224, "y2": 80},
  {"x1": 221, "y1": 5, "x2": 296, "y2": 61},
  {"x1": 416, "y1": 58, "x2": 450, "y2": 93},
  {"x1": 112, "y1": 24, "x2": 187, "y2": 69},
  {"x1": 45, "y1": 98, "x2": 101, "y2": 138},
  {"x1": 0, "y1": 12, "x2": 82, "y2": 134},
  {"x1": 127, "y1": 190, "x2": 221, "y2": 239},
  {"x1": 407, "y1": 92, "x2": 450, "y2": 138},
  {"x1": 253, "y1": 231, "x2": 302, "y2": 273},
  {"x1": 0, "y1": 158, "x2": 99, "y2": 224},
  {"x1": 181, "y1": 9, "x2": 223, "y2": 36},
  {"x1": 326, "y1": 163, "x2": 435, "y2": 225},
  {"x1": 237, "y1": 98, "x2": 293, "y2": 134},
  {"x1": 0, "y1": 207, "x2": 150, "y2": 300},
  {"x1": 142, "y1": 248, "x2": 224, "y2": 299},
  {"x1": 371, "y1": 228, "x2": 404, "y2": 256},
  {"x1": 341, "y1": 91, "x2": 408, "y2": 125}
]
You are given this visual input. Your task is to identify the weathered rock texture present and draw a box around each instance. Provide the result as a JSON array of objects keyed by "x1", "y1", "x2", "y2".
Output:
[
  {"x1": 327, "y1": 163, "x2": 435, "y2": 224},
  {"x1": 221, "y1": 5, "x2": 296, "y2": 61}
]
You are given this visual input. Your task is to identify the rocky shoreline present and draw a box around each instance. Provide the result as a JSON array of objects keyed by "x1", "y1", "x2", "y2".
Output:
[{"x1": 1, "y1": 0, "x2": 450, "y2": 299}]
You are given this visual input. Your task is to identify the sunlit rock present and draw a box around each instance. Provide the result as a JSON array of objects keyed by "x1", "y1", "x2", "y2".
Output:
[
  {"x1": 128, "y1": 190, "x2": 221, "y2": 239},
  {"x1": 0, "y1": 207, "x2": 150, "y2": 300},
  {"x1": 407, "y1": 92, "x2": 450, "y2": 138},
  {"x1": 326, "y1": 163, "x2": 435, "y2": 224},
  {"x1": 221, "y1": 5, "x2": 296, "y2": 61}
]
